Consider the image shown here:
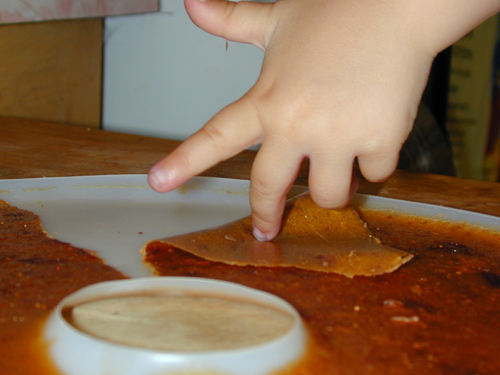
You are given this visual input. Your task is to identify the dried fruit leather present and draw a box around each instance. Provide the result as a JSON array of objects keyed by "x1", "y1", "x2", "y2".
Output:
[{"x1": 143, "y1": 194, "x2": 413, "y2": 278}]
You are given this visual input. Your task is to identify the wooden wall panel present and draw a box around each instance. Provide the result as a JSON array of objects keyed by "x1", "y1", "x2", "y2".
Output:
[
  {"x1": 0, "y1": 19, "x2": 103, "y2": 128},
  {"x1": 0, "y1": 1, "x2": 158, "y2": 24}
]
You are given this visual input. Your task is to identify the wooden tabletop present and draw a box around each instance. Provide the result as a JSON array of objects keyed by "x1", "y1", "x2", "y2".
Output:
[{"x1": 2, "y1": 116, "x2": 500, "y2": 217}]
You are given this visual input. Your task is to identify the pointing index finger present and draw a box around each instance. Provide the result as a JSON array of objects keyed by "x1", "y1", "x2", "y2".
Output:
[{"x1": 148, "y1": 98, "x2": 262, "y2": 193}]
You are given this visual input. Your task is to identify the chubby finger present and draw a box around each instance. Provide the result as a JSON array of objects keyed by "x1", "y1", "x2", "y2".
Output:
[
  {"x1": 357, "y1": 150, "x2": 400, "y2": 183},
  {"x1": 148, "y1": 98, "x2": 261, "y2": 193},
  {"x1": 184, "y1": 0, "x2": 276, "y2": 49},
  {"x1": 307, "y1": 151, "x2": 358, "y2": 209},
  {"x1": 249, "y1": 141, "x2": 303, "y2": 241}
]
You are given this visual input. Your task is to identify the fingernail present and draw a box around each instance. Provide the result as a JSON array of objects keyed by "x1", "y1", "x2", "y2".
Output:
[
  {"x1": 149, "y1": 166, "x2": 169, "y2": 190},
  {"x1": 252, "y1": 224, "x2": 268, "y2": 242}
]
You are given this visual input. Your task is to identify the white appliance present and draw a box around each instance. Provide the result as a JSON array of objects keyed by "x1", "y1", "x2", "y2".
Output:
[{"x1": 102, "y1": 0, "x2": 265, "y2": 140}]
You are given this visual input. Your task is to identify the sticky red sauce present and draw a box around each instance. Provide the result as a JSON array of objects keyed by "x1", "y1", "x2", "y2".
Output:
[
  {"x1": 144, "y1": 209, "x2": 500, "y2": 374},
  {"x1": 2, "y1": 198, "x2": 500, "y2": 374},
  {"x1": 0, "y1": 201, "x2": 126, "y2": 374}
]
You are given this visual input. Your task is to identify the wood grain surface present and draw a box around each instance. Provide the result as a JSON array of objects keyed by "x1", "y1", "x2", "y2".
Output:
[
  {"x1": 0, "y1": 20, "x2": 102, "y2": 128},
  {"x1": 2, "y1": 116, "x2": 500, "y2": 217}
]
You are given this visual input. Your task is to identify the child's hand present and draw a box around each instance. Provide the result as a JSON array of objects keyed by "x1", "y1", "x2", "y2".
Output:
[{"x1": 148, "y1": 0, "x2": 442, "y2": 240}]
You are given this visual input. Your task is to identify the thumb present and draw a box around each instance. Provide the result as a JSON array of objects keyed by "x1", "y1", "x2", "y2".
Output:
[{"x1": 184, "y1": 0, "x2": 276, "y2": 50}]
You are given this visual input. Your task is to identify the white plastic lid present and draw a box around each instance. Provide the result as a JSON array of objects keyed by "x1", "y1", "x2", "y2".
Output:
[{"x1": 44, "y1": 277, "x2": 306, "y2": 375}]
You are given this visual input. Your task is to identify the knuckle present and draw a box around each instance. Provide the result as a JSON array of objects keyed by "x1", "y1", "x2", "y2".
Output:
[
  {"x1": 220, "y1": 1, "x2": 241, "y2": 32},
  {"x1": 250, "y1": 176, "x2": 281, "y2": 201},
  {"x1": 254, "y1": 82, "x2": 310, "y2": 121},
  {"x1": 221, "y1": 1, "x2": 237, "y2": 21},
  {"x1": 251, "y1": 209, "x2": 274, "y2": 229},
  {"x1": 360, "y1": 133, "x2": 389, "y2": 155},
  {"x1": 250, "y1": 193, "x2": 286, "y2": 234},
  {"x1": 199, "y1": 123, "x2": 228, "y2": 148}
]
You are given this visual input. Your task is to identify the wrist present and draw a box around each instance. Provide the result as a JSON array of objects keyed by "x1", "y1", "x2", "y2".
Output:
[{"x1": 400, "y1": 0, "x2": 500, "y2": 55}]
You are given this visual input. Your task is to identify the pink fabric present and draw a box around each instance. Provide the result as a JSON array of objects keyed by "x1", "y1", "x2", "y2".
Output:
[{"x1": 0, "y1": 0, "x2": 159, "y2": 24}]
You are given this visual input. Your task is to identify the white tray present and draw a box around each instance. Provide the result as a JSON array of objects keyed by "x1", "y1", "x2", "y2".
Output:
[{"x1": 1, "y1": 175, "x2": 499, "y2": 278}]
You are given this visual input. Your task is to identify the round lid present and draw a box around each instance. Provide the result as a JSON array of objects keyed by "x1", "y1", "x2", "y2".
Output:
[{"x1": 44, "y1": 277, "x2": 307, "y2": 375}]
